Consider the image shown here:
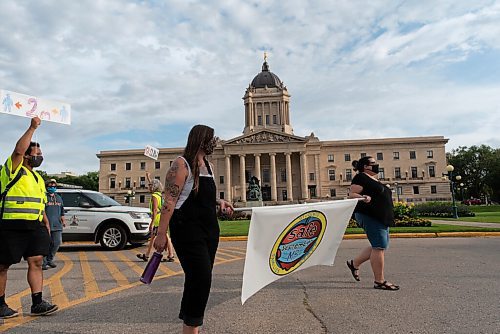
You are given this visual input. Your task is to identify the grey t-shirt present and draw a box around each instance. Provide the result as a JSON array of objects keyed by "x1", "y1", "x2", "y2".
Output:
[{"x1": 45, "y1": 193, "x2": 65, "y2": 231}]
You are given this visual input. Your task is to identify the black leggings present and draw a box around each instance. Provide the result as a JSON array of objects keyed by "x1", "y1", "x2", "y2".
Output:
[{"x1": 171, "y1": 231, "x2": 218, "y2": 327}]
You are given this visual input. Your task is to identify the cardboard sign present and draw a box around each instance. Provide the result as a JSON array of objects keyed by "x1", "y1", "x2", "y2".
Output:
[
  {"x1": 144, "y1": 145, "x2": 159, "y2": 160},
  {"x1": 0, "y1": 89, "x2": 71, "y2": 125}
]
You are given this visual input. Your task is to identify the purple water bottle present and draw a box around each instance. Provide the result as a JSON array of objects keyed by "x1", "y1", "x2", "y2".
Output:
[{"x1": 140, "y1": 252, "x2": 163, "y2": 284}]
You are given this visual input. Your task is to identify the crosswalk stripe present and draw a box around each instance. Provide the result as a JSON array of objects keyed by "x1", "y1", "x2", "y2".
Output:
[
  {"x1": 78, "y1": 251, "x2": 100, "y2": 295},
  {"x1": 216, "y1": 249, "x2": 240, "y2": 259},
  {"x1": 49, "y1": 253, "x2": 73, "y2": 306},
  {"x1": 117, "y1": 251, "x2": 145, "y2": 276},
  {"x1": 94, "y1": 252, "x2": 129, "y2": 286}
]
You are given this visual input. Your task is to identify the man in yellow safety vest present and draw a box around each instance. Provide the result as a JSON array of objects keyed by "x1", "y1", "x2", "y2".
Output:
[{"x1": 0, "y1": 116, "x2": 58, "y2": 318}]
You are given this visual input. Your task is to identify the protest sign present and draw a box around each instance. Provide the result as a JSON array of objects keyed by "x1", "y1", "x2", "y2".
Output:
[
  {"x1": 241, "y1": 199, "x2": 358, "y2": 304},
  {"x1": 144, "y1": 145, "x2": 160, "y2": 160},
  {"x1": 0, "y1": 89, "x2": 71, "y2": 125}
]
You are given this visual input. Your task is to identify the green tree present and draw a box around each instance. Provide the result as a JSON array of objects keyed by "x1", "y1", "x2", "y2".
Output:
[{"x1": 447, "y1": 145, "x2": 498, "y2": 202}]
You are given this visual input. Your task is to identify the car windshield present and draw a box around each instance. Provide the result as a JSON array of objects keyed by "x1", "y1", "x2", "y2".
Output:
[{"x1": 84, "y1": 192, "x2": 121, "y2": 207}]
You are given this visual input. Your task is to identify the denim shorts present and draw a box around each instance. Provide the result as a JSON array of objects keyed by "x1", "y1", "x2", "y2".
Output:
[{"x1": 354, "y1": 213, "x2": 389, "y2": 250}]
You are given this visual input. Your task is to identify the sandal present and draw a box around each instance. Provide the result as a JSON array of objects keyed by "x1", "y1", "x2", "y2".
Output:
[
  {"x1": 166, "y1": 256, "x2": 175, "y2": 262},
  {"x1": 136, "y1": 254, "x2": 149, "y2": 262},
  {"x1": 374, "y1": 281, "x2": 400, "y2": 291},
  {"x1": 346, "y1": 260, "x2": 360, "y2": 281}
]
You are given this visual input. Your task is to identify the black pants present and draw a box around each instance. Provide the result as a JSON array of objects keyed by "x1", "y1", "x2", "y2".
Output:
[{"x1": 170, "y1": 220, "x2": 218, "y2": 327}]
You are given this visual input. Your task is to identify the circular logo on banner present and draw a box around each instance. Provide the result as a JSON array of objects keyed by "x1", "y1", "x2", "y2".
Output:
[{"x1": 269, "y1": 210, "x2": 327, "y2": 276}]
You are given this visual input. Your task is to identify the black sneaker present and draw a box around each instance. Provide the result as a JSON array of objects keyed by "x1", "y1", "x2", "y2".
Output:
[
  {"x1": 30, "y1": 300, "x2": 58, "y2": 316},
  {"x1": 47, "y1": 262, "x2": 57, "y2": 268},
  {"x1": 0, "y1": 304, "x2": 19, "y2": 319}
]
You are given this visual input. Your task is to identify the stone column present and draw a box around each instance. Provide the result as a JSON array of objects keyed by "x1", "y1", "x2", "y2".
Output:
[
  {"x1": 300, "y1": 152, "x2": 309, "y2": 199},
  {"x1": 285, "y1": 152, "x2": 293, "y2": 201},
  {"x1": 314, "y1": 154, "x2": 321, "y2": 197},
  {"x1": 270, "y1": 153, "x2": 277, "y2": 201},
  {"x1": 225, "y1": 155, "x2": 231, "y2": 201},
  {"x1": 254, "y1": 153, "x2": 261, "y2": 183},
  {"x1": 239, "y1": 154, "x2": 246, "y2": 202}
]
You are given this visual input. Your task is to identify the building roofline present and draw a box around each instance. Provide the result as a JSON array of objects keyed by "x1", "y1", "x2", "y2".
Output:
[{"x1": 318, "y1": 136, "x2": 449, "y2": 147}]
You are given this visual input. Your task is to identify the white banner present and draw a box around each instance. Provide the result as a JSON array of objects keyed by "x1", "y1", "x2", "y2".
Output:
[
  {"x1": 0, "y1": 89, "x2": 71, "y2": 125},
  {"x1": 144, "y1": 145, "x2": 159, "y2": 160},
  {"x1": 241, "y1": 199, "x2": 358, "y2": 304}
]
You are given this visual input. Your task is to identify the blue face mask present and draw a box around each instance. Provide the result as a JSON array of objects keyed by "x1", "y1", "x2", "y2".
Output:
[{"x1": 47, "y1": 187, "x2": 57, "y2": 194}]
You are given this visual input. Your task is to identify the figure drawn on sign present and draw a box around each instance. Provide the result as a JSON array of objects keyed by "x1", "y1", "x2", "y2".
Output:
[
  {"x1": 2, "y1": 94, "x2": 13, "y2": 112},
  {"x1": 70, "y1": 215, "x2": 79, "y2": 226},
  {"x1": 60, "y1": 106, "x2": 67, "y2": 123}
]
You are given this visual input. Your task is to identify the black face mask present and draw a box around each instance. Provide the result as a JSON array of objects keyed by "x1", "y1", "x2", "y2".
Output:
[
  {"x1": 369, "y1": 164, "x2": 380, "y2": 174},
  {"x1": 27, "y1": 155, "x2": 44, "y2": 168}
]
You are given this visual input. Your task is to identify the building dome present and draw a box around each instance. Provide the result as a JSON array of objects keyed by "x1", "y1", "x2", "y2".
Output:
[{"x1": 250, "y1": 61, "x2": 283, "y2": 89}]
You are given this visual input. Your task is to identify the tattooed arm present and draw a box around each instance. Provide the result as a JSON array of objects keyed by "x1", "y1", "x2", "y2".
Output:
[{"x1": 154, "y1": 157, "x2": 188, "y2": 252}]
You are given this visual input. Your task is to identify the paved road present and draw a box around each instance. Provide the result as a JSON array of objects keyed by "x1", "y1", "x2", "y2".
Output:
[
  {"x1": 431, "y1": 219, "x2": 500, "y2": 229},
  {"x1": 1, "y1": 238, "x2": 499, "y2": 334}
]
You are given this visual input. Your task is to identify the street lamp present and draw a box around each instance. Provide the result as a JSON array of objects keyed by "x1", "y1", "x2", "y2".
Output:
[
  {"x1": 394, "y1": 181, "x2": 400, "y2": 202},
  {"x1": 459, "y1": 182, "x2": 465, "y2": 201},
  {"x1": 125, "y1": 189, "x2": 136, "y2": 206},
  {"x1": 442, "y1": 164, "x2": 461, "y2": 219}
]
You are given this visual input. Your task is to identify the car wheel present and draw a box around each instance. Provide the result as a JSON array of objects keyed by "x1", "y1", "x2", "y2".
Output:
[{"x1": 99, "y1": 224, "x2": 128, "y2": 250}]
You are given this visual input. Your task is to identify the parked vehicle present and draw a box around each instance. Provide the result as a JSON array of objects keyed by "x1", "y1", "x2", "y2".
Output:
[
  {"x1": 462, "y1": 198, "x2": 482, "y2": 205},
  {"x1": 57, "y1": 189, "x2": 151, "y2": 250}
]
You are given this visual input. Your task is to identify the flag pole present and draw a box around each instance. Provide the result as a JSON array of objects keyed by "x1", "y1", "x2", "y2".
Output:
[{"x1": 232, "y1": 198, "x2": 365, "y2": 212}]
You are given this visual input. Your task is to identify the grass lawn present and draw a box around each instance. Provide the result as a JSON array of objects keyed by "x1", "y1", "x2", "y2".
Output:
[
  {"x1": 430, "y1": 205, "x2": 500, "y2": 223},
  {"x1": 218, "y1": 220, "x2": 500, "y2": 237}
]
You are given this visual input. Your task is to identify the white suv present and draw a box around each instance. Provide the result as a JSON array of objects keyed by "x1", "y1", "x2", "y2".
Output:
[{"x1": 57, "y1": 189, "x2": 151, "y2": 250}]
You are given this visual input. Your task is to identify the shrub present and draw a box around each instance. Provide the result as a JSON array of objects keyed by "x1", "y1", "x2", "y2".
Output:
[
  {"x1": 349, "y1": 201, "x2": 432, "y2": 228},
  {"x1": 414, "y1": 201, "x2": 475, "y2": 218}
]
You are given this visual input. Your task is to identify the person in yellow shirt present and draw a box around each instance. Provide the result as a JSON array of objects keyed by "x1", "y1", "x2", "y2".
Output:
[
  {"x1": 137, "y1": 172, "x2": 174, "y2": 262},
  {"x1": 0, "y1": 117, "x2": 58, "y2": 319}
]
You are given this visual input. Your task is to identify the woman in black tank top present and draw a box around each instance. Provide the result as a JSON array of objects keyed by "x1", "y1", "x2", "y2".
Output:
[{"x1": 154, "y1": 125, "x2": 234, "y2": 333}]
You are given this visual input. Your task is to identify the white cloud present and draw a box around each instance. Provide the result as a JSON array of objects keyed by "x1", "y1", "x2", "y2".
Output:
[{"x1": 1, "y1": 0, "x2": 499, "y2": 174}]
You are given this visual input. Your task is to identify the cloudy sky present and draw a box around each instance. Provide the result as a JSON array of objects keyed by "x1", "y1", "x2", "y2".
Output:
[{"x1": 1, "y1": 0, "x2": 499, "y2": 174}]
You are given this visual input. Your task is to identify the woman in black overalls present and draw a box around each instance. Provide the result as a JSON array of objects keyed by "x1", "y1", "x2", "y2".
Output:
[{"x1": 154, "y1": 125, "x2": 233, "y2": 334}]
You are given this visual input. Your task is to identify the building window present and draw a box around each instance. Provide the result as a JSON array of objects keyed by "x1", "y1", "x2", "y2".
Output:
[
  {"x1": 265, "y1": 115, "x2": 270, "y2": 125},
  {"x1": 410, "y1": 151, "x2": 416, "y2": 159},
  {"x1": 125, "y1": 162, "x2": 131, "y2": 171},
  {"x1": 397, "y1": 186, "x2": 403, "y2": 196},
  {"x1": 219, "y1": 175, "x2": 224, "y2": 184},
  {"x1": 393, "y1": 152, "x2": 399, "y2": 160},
  {"x1": 282, "y1": 190, "x2": 288, "y2": 201},
  {"x1": 110, "y1": 196, "x2": 115, "y2": 200},
  {"x1": 139, "y1": 195, "x2": 145, "y2": 204},
  {"x1": 155, "y1": 161, "x2": 160, "y2": 169},
  {"x1": 140, "y1": 177, "x2": 146, "y2": 188},
  {"x1": 110, "y1": 163, "x2": 116, "y2": 171},
  {"x1": 413, "y1": 186, "x2": 419, "y2": 194},
  {"x1": 394, "y1": 167, "x2": 401, "y2": 179},
  {"x1": 360, "y1": 153, "x2": 367, "y2": 158},
  {"x1": 427, "y1": 150, "x2": 434, "y2": 158},
  {"x1": 344, "y1": 154, "x2": 351, "y2": 162},
  {"x1": 154, "y1": 176, "x2": 160, "y2": 181},
  {"x1": 140, "y1": 162, "x2": 146, "y2": 170},
  {"x1": 309, "y1": 187, "x2": 317, "y2": 198},
  {"x1": 280, "y1": 168, "x2": 286, "y2": 182},
  {"x1": 258, "y1": 116, "x2": 262, "y2": 125},
  {"x1": 328, "y1": 169, "x2": 335, "y2": 181},
  {"x1": 379, "y1": 168, "x2": 385, "y2": 179},
  {"x1": 110, "y1": 178, "x2": 116, "y2": 189},
  {"x1": 219, "y1": 192, "x2": 224, "y2": 200},
  {"x1": 345, "y1": 169, "x2": 352, "y2": 182},
  {"x1": 431, "y1": 185, "x2": 437, "y2": 194},
  {"x1": 377, "y1": 152, "x2": 383, "y2": 160},
  {"x1": 411, "y1": 167, "x2": 418, "y2": 178},
  {"x1": 429, "y1": 165, "x2": 435, "y2": 177},
  {"x1": 125, "y1": 177, "x2": 131, "y2": 188},
  {"x1": 263, "y1": 169, "x2": 270, "y2": 183},
  {"x1": 273, "y1": 115, "x2": 277, "y2": 124},
  {"x1": 309, "y1": 173, "x2": 315, "y2": 181},
  {"x1": 328, "y1": 154, "x2": 334, "y2": 162},
  {"x1": 330, "y1": 188, "x2": 336, "y2": 197}
]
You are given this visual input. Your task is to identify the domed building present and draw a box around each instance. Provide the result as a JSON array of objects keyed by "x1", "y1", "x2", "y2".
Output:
[{"x1": 98, "y1": 56, "x2": 451, "y2": 206}]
